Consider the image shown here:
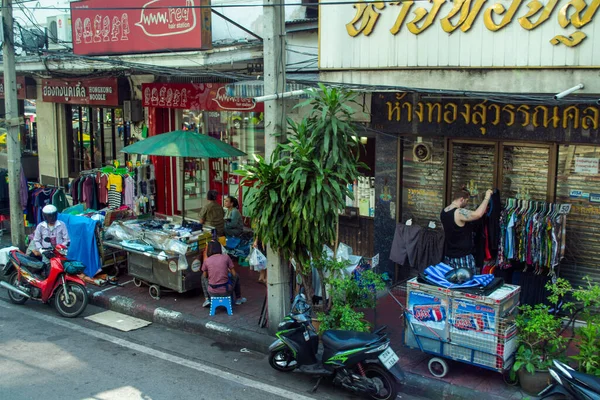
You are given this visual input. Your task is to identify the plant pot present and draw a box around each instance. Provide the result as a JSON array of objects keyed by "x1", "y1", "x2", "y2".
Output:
[
  {"x1": 311, "y1": 318, "x2": 321, "y2": 334},
  {"x1": 517, "y1": 368, "x2": 551, "y2": 396}
]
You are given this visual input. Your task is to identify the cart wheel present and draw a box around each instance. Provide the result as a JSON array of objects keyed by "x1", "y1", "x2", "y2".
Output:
[
  {"x1": 149, "y1": 285, "x2": 161, "y2": 300},
  {"x1": 133, "y1": 278, "x2": 143, "y2": 287},
  {"x1": 428, "y1": 357, "x2": 449, "y2": 378}
]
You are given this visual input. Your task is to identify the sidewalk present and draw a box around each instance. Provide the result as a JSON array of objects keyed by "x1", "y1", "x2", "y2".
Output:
[{"x1": 87, "y1": 266, "x2": 529, "y2": 400}]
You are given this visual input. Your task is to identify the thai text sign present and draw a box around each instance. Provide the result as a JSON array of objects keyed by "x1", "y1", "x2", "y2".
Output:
[
  {"x1": 319, "y1": 0, "x2": 600, "y2": 68},
  {"x1": 372, "y1": 92, "x2": 600, "y2": 143},
  {"x1": 141, "y1": 83, "x2": 264, "y2": 112},
  {"x1": 42, "y1": 78, "x2": 120, "y2": 106},
  {"x1": 0, "y1": 76, "x2": 27, "y2": 99},
  {"x1": 574, "y1": 157, "x2": 599, "y2": 174},
  {"x1": 70, "y1": 0, "x2": 212, "y2": 55}
]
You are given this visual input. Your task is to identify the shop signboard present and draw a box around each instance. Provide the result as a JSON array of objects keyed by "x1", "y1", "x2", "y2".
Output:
[
  {"x1": 319, "y1": 0, "x2": 600, "y2": 69},
  {"x1": 70, "y1": 0, "x2": 212, "y2": 56},
  {"x1": 574, "y1": 157, "x2": 600, "y2": 174},
  {"x1": 141, "y1": 83, "x2": 264, "y2": 113},
  {"x1": 372, "y1": 92, "x2": 600, "y2": 144},
  {"x1": 0, "y1": 76, "x2": 27, "y2": 100},
  {"x1": 42, "y1": 78, "x2": 120, "y2": 106}
]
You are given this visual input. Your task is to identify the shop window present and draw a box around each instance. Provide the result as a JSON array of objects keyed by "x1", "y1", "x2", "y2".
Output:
[
  {"x1": 502, "y1": 145, "x2": 549, "y2": 201},
  {"x1": 179, "y1": 109, "x2": 264, "y2": 219},
  {"x1": 68, "y1": 106, "x2": 125, "y2": 176},
  {"x1": 401, "y1": 137, "x2": 445, "y2": 225},
  {"x1": 450, "y1": 142, "x2": 495, "y2": 204},
  {"x1": 556, "y1": 145, "x2": 600, "y2": 288}
]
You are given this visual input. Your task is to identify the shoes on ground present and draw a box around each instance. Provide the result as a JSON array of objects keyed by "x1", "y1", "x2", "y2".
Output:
[{"x1": 235, "y1": 297, "x2": 247, "y2": 305}]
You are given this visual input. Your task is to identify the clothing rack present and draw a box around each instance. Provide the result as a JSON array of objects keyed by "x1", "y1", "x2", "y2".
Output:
[{"x1": 498, "y1": 197, "x2": 567, "y2": 276}]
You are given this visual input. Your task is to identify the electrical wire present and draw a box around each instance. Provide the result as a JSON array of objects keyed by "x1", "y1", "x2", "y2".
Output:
[{"x1": 2, "y1": 1, "x2": 416, "y2": 10}]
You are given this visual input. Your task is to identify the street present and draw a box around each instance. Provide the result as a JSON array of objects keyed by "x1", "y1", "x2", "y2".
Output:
[{"x1": 0, "y1": 293, "x2": 423, "y2": 400}]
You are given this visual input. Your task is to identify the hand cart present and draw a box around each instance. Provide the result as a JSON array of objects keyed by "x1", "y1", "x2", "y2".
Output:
[{"x1": 389, "y1": 278, "x2": 520, "y2": 378}]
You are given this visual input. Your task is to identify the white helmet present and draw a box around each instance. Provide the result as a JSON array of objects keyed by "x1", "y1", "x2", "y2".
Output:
[{"x1": 42, "y1": 204, "x2": 58, "y2": 224}]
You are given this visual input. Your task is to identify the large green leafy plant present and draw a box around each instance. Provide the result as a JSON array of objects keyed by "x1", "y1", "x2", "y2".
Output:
[
  {"x1": 513, "y1": 277, "x2": 600, "y2": 377},
  {"x1": 238, "y1": 85, "x2": 365, "y2": 306}
]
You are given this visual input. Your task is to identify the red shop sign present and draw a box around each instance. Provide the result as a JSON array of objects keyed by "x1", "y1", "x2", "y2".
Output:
[
  {"x1": 70, "y1": 0, "x2": 212, "y2": 56},
  {"x1": 42, "y1": 78, "x2": 120, "y2": 106},
  {"x1": 142, "y1": 83, "x2": 264, "y2": 112},
  {"x1": 0, "y1": 76, "x2": 27, "y2": 100}
]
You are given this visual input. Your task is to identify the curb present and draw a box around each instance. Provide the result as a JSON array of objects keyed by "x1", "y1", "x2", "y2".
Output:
[
  {"x1": 88, "y1": 289, "x2": 274, "y2": 354},
  {"x1": 88, "y1": 289, "x2": 521, "y2": 400}
]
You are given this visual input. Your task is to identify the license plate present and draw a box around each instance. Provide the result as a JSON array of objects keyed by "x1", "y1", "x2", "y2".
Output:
[{"x1": 378, "y1": 347, "x2": 399, "y2": 370}]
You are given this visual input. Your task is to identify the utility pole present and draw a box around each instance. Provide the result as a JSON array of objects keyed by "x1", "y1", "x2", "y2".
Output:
[
  {"x1": 263, "y1": 0, "x2": 290, "y2": 332},
  {"x1": 2, "y1": 0, "x2": 25, "y2": 249}
]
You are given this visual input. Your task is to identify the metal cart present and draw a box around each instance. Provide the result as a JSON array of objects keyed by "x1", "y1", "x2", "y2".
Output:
[
  {"x1": 104, "y1": 240, "x2": 204, "y2": 300},
  {"x1": 393, "y1": 278, "x2": 520, "y2": 378}
]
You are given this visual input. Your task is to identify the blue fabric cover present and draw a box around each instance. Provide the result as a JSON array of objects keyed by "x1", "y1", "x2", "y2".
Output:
[
  {"x1": 58, "y1": 213, "x2": 101, "y2": 278},
  {"x1": 424, "y1": 263, "x2": 494, "y2": 289}
]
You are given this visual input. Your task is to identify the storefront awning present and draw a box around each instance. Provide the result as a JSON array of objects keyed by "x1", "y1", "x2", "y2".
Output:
[{"x1": 225, "y1": 73, "x2": 319, "y2": 98}]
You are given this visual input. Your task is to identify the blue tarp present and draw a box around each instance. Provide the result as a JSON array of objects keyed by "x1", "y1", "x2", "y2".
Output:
[
  {"x1": 58, "y1": 213, "x2": 102, "y2": 278},
  {"x1": 424, "y1": 263, "x2": 494, "y2": 289}
]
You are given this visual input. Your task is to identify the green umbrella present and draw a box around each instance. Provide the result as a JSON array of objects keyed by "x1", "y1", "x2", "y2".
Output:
[
  {"x1": 120, "y1": 129, "x2": 246, "y2": 158},
  {"x1": 121, "y1": 129, "x2": 246, "y2": 223}
]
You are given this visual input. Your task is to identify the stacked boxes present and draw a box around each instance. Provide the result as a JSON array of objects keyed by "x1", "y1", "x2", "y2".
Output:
[{"x1": 404, "y1": 278, "x2": 520, "y2": 372}]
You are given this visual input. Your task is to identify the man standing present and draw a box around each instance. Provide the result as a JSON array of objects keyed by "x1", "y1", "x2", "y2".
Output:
[
  {"x1": 199, "y1": 190, "x2": 225, "y2": 238},
  {"x1": 440, "y1": 188, "x2": 493, "y2": 272}
]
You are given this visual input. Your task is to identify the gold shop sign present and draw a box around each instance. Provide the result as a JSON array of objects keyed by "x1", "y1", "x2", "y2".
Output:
[
  {"x1": 372, "y1": 93, "x2": 600, "y2": 143},
  {"x1": 346, "y1": 0, "x2": 599, "y2": 47}
]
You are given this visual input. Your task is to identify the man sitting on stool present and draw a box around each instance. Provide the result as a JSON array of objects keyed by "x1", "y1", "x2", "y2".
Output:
[{"x1": 201, "y1": 241, "x2": 246, "y2": 308}]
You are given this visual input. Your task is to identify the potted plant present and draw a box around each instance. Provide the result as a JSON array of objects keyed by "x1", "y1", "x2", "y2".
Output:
[
  {"x1": 512, "y1": 303, "x2": 567, "y2": 395},
  {"x1": 316, "y1": 266, "x2": 385, "y2": 334},
  {"x1": 513, "y1": 277, "x2": 600, "y2": 394}
]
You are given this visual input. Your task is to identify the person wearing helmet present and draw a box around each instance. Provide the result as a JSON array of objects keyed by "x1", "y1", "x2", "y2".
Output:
[
  {"x1": 32, "y1": 205, "x2": 70, "y2": 257},
  {"x1": 440, "y1": 188, "x2": 493, "y2": 273}
]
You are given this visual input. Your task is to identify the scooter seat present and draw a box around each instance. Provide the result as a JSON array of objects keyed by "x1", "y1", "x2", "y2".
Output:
[
  {"x1": 11, "y1": 252, "x2": 45, "y2": 271},
  {"x1": 322, "y1": 330, "x2": 381, "y2": 351},
  {"x1": 571, "y1": 369, "x2": 600, "y2": 394}
]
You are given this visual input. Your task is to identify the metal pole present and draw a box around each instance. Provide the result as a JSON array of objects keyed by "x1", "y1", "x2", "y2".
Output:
[
  {"x1": 111, "y1": 108, "x2": 116, "y2": 161},
  {"x1": 78, "y1": 106, "x2": 84, "y2": 171},
  {"x1": 100, "y1": 108, "x2": 105, "y2": 164},
  {"x1": 2, "y1": 0, "x2": 25, "y2": 249},
  {"x1": 263, "y1": 0, "x2": 289, "y2": 333},
  {"x1": 89, "y1": 107, "x2": 95, "y2": 168}
]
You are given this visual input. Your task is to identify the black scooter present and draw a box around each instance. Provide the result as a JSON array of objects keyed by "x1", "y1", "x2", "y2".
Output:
[
  {"x1": 268, "y1": 293, "x2": 405, "y2": 400},
  {"x1": 538, "y1": 359, "x2": 600, "y2": 399}
]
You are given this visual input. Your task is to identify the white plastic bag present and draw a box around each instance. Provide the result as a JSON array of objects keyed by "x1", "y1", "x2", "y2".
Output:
[{"x1": 249, "y1": 248, "x2": 267, "y2": 271}]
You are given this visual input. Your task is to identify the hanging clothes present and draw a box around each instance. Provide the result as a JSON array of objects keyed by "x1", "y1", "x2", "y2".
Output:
[{"x1": 497, "y1": 199, "x2": 567, "y2": 276}]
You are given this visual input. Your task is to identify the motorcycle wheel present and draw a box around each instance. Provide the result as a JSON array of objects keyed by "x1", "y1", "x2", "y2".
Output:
[
  {"x1": 364, "y1": 364, "x2": 398, "y2": 400},
  {"x1": 7, "y1": 272, "x2": 28, "y2": 305},
  {"x1": 54, "y1": 282, "x2": 88, "y2": 318},
  {"x1": 268, "y1": 349, "x2": 298, "y2": 372}
]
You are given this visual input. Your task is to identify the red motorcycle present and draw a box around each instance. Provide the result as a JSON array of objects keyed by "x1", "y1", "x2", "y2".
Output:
[{"x1": 0, "y1": 238, "x2": 88, "y2": 318}]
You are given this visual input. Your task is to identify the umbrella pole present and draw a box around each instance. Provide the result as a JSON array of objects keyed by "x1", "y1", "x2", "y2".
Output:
[{"x1": 181, "y1": 158, "x2": 186, "y2": 226}]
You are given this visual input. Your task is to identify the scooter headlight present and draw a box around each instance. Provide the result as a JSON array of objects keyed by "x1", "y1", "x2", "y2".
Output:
[{"x1": 549, "y1": 368, "x2": 562, "y2": 385}]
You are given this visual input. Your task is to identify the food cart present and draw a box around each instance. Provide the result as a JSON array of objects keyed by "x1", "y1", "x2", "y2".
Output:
[{"x1": 105, "y1": 219, "x2": 212, "y2": 299}]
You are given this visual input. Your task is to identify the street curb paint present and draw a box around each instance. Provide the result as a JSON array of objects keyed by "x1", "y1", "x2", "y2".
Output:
[
  {"x1": 87, "y1": 289, "x2": 274, "y2": 353},
  {"x1": 85, "y1": 290, "x2": 521, "y2": 400}
]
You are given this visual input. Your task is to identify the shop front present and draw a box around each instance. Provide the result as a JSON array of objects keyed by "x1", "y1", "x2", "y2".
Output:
[
  {"x1": 0, "y1": 76, "x2": 38, "y2": 180},
  {"x1": 40, "y1": 76, "x2": 130, "y2": 182},
  {"x1": 142, "y1": 82, "x2": 264, "y2": 219},
  {"x1": 371, "y1": 92, "x2": 600, "y2": 297}
]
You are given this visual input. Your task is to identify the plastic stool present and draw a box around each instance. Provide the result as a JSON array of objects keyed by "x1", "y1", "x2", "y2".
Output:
[{"x1": 209, "y1": 296, "x2": 233, "y2": 316}]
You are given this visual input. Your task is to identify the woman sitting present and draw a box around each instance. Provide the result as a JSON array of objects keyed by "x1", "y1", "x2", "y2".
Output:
[
  {"x1": 224, "y1": 196, "x2": 243, "y2": 237},
  {"x1": 201, "y1": 241, "x2": 246, "y2": 307}
]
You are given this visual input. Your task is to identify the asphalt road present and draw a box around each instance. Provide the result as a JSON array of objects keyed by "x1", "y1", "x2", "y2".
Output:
[{"x1": 0, "y1": 292, "x2": 426, "y2": 400}]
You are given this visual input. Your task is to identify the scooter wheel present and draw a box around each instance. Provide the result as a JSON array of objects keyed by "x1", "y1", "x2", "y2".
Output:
[
  {"x1": 149, "y1": 285, "x2": 161, "y2": 300},
  {"x1": 428, "y1": 357, "x2": 449, "y2": 378},
  {"x1": 268, "y1": 349, "x2": 297, "y2": 372},
  {"x1": 364, "y1": 364, "x2": 399, "y2": 400},
  {"x1": 54, "y1": 282, "x2": 88, "y2": 318},
  {"x1": 6, "y1": 272, "x2": 28, "y2": 305}
]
